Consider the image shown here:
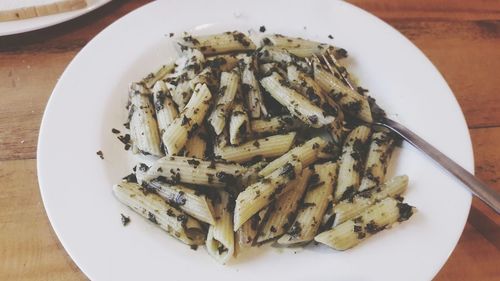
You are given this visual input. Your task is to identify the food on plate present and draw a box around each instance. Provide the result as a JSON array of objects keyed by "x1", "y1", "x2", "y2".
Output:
[{"x1": 112, "y1": 31, "x2": 416, "y2": 264}]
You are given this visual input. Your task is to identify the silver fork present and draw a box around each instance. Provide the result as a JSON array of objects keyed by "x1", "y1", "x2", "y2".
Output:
[{"x1": 315, "y1": 50, "x2": 500, "y2": 214}]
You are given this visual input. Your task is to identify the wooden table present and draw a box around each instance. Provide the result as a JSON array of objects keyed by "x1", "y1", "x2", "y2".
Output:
[{"x1": 0, "y1": 0, "x2": 498, "y2": 280}]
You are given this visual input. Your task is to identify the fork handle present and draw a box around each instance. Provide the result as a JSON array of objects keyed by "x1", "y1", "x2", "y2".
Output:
[{"x1": 381, "y1": 118, "x2": 500, "y2": 214}]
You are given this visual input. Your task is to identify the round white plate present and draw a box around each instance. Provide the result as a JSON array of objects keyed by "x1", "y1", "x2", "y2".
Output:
[
  {"x1": 37, "y1": 1, "x2": 473, "y2": 280},
  {"x1": 0, "y1": 0, "x2": 111, "y2": 36}
]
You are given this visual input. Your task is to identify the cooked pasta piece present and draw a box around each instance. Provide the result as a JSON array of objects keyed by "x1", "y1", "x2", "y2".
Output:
[
  {"x1": 184, "y1": 127, "x2": 208, "y2": 159},
  {"x1": 145, "y1": 179, "x2": 216, "y2": 225},
  {"x1": 332, "y1": 175, "x2": 408, "y2": 227},
  {"x1": 258, "y1": 136, "x2": 328, "y2": 177},
  {"x1": 208, "y1": 70, "x2": 240, "y2": 135},
  {"x1": 215, "y1": 132, "x2": 296, "y2": 163},
  {"x1": 359, "y1": 131, "x2": 395, "y2": 191},
  {"x1": 142, "y1": 63, "x2": 175, "y2": 89},
  {"x1": 206, "y1": 190, "x2": 235, "y2": 264},
  {"x1": 334, "y1": 125, "x2": 371, "y2": 202},
  {"x1": 315, "y1": 197, "x2": 415, "y2": 250},
  {"x1": 257, "y1": 46, "x2": 311, "y2": 73},
  {"x1": 277, "y1": 162, "x2": 338, "y2": 245},
  {"x1": 259, "y1": 62, "x2": 287, "y2": 78},
  {"x1": 229, "y1": 102, "x2": 250, "y2": 145},
  {"x1": 261, "y1": 34, "x2": 335, "y2": 58},
  {"x1": 287, "y1": 65, "x2": 344, "y2": 143},
  {"x1": 237, "y1": 208, "x2": 267, "y2": 248},
  {"x1": 179, "y1": 31, "x2": 256, "y2": 55},
  {"x1": 205, "y1": 54, "x2": 242, "y2": 72},
  {"x1": 128, "y1": 82, "x2": 163, "y2": 156},
  {"x1": 240, "y1": 55, "x2": 268, "y2": 118},
  {"x1": 171, "y1": 48, "x2": 205, "y2": 109},
  {"x1": 162, "y1": 83, "x2": 212, "y2": 155},
  {"x1": 234, "y1": 160, "x2": 303, "y2": 231},
  {"x1": 313, "y1": 61, "x2": 372, "y2": 123},
  {"x1": 144, "y1": 156, "x2": 246, "y2": 188},
  {"x1": 113, "y1": 182, "x2": 205, "y2": 245},
  {"x1": 260, "y1": 72, "x2": 336, "y2": 128},
  {"x1": 257, "y1": 168, "x2": 312, "y2": 243},
  {"x1": 250, "y1": 115, "x2": 303, "y2": 136},
  {"x1": 152, "y1": 81, "x2": 178, "y2": 137}
]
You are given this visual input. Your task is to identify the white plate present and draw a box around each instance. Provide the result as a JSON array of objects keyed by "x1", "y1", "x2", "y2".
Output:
[
  {"x1": 37, "y1": 1, "x2": 473, "y2": 280},
  {"x1": 0, "y1": 0, "x2": 111, "y2": 36}
]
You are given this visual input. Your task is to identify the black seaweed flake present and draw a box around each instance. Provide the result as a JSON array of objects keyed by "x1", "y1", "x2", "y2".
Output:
[
  {"x1": 328, "y1": 34, "x2": 334, "y2": 39},
  {"x1": 181, "y1": 116, "x2": 191, "y2": 126},
  {"x1": 139, "y1": 163, "x2": 149, "y2": 172},
  {"x1": 279, "y1": 163, "x2": 296, "y2": 180},
  {"x1": 262, "y1": 37, "x2": 272, "y2": 46},
  {"x1": 259, "y1": 26, "x2": 266, "y2": 32},
  {"x1": 122, "y1": 173, "x2": 137, "y2": 183},
  {"x1": 117, "y1": 134, "x2": 131, "y2": 145},
  {"x1": 357, "y1": 231, "x2": 366, "y2": 239},
  {"x1": 353, "y1": 225, "x2": 362, "y2": 233},
  {"x1": 335, "y1": 48, "x2": 348, "y2": 59},
  {"x1": 353, "y1": 216, "x2": 363, "y2": 223},
  {"x1": 232, "y1": 32, "x2": 251, "y2": 47},
  {"x1": 218, "y1": 245, "x2": 228, "y2": 255},
  {"x1": 216, "y1": 171, "x2": 237, "y2": 185},
  {"x1": 166, "y1": 209, "x2": 176, "y2": 217},
  {"x1": 177, "y1": 214, "x2": 188, "y2": 225},
  {"x1": 270, "y1": 226, "x2": 277, "y2": 233},
  {"x1": 121, "y1": 214, "x2": 130, "y2": 226},
  {"x1": 190, "y1": 245, "x2": 198, "y2": 250},
  {"x1": 112, "y1": 128, "x2": 120, "y2": 134},
  {"x1": 397, "y1": 202, "x2": 414, "y2": 222},
  {"x1": 96, "y1": 150, "x2": 104, "y2": 159},
  {"x1": 148, "y1": 212, "x2": 159, "y2": 224},
  {"x1": 365, "y1": 220, "x2": 385, "y2": 234},
  {"x1": 169, "y1": 32, "x2": 174, "y2": 37},
  {"x1": 287, "y1": 222, "x2": 302, "y2": 237},
  {"x1": 339, "y1": 185, "x2": 356, "y2": 202},
  {"x1": 187, "y1": 159, "x2": 201, "y2": 168},
  {"x1": 253, "y1": 140, "x2": 260, "y2": 148}
]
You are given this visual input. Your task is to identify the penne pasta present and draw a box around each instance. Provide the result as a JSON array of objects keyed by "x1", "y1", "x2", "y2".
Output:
[
  {"x1": 128, "y1": 82, "x2": 163, "y2": 156},
  {"x1": 334, "y1": 125, "x2": 371, "y2": 202},
  {"x1": 229, "y1": 102, "x2": 250, "y2": 145},
  {"x1": 113, "y1": 182, "x2": 205, "y2": 245},
  {"x1": 257, "y1": 46, "x2": 311, "y2": 73},
  {"x1": 205, "y1": 53, "x2": 242, "y2": 72},
  {"x1": 259, "y1": 62, "x2": 287, "y2": 78},
  {"x1": 206, "y1": 191, "x2": 235, "y2": 264},
  {"x1": 215, "y1": 132, "x2": 296, "y2": 163},
  {"x1": 145, "y1": 179, "x2": 216, "y2": 225},
  {"x1": 250, "y1": 115, "x2": 304, "y2": 136},
  {"x1": 142, "y1": 62, "x2": 175, "y2": 89},
  {"x1": 261, "y1": 34, "x2": 335, "y2": 58},
  {"x1": 184, "y1": 126, "x2": 208, "y2": 159},
  {"x1": 313, "y1": 61, "x2": 372, "y2": 123},
  {"x1": 162, "y1": 83, "x2": 212, "y2": 155},
  {"x1": 170, "y1": 48, "x2": 206, "y2": 109},
  {"x1": 179, "y1": 31, "x2": 257, "y2": 55},
  {"x1": 315, "y1": 197, "x2": 415, "y2": 250},
  {"x1": 287, "y1": 65, "x2": 344, "y2": 143},
  {"x1": 152, "y1": 80, "x2": 179, "y2": 138},
  {"x1": 332, "y1": 175, "x2": 408, "y2": 227},
  {"x1": 240, "y1": 55, "x2": 268, "y2": 118},
  {"x1": 359, "y1": 131, "x2": 395, "y2": 191},
  {"x1": 257, "y1": 168, "x2": 312, "y2": 243},
  {"x1": 237, "y1": 208, "x2": 267, "y2": 248},
  {"x1": 258, "y1": 136, "x2": 328, "y2": 177},
  {"x1": 277, "y1": 162, "x2": 338, "y2": 245},
  {"x1": 208, "y1": 70, "x2": 240, "y2": 135},
  {"x1": 234, "y1": 160, "x2": 303, "y2": 231},
  {"x1": 144, "y1": 155, "x2": 246, "y2": 188},
  {"x1": 260, "y1": 72, "x2": 336, "y2": 128}
]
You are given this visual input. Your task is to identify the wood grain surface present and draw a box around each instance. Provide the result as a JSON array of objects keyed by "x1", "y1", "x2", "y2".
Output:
[{"x1": 0, "y1": 0, "x2": 498, "y2": 280}]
